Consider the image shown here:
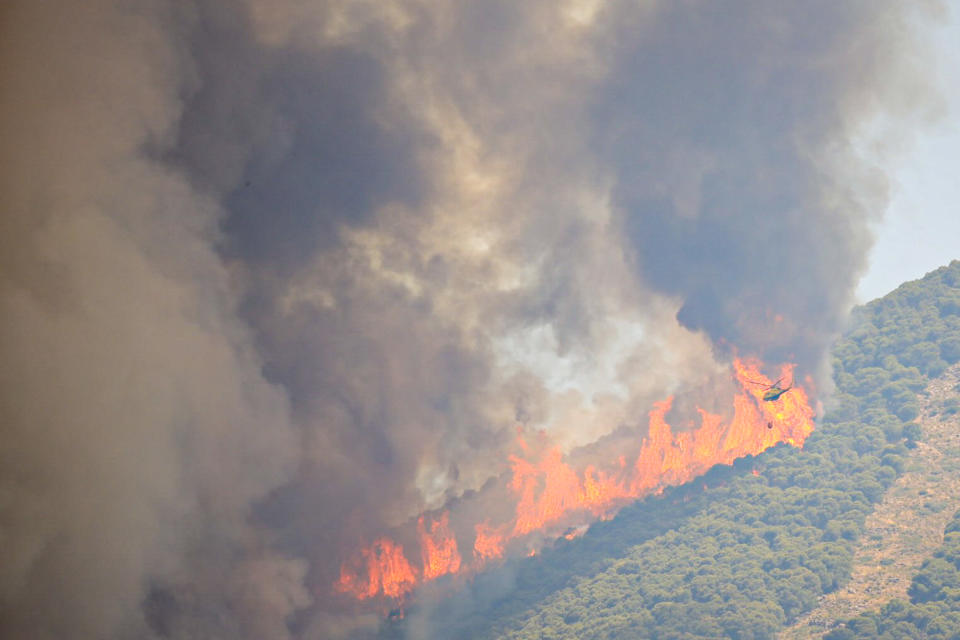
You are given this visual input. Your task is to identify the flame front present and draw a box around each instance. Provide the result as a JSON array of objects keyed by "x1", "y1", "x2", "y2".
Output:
[
  {"x1": 335, "y1": 357, "x2": 815, "y2": 603},
  {"x1": 418, "y1": 512, "x2": 461, "y2": 580},
  {"x1": 511, "y1": 447, "x2": 587, "y2": 536},
  {"x1": 473, "y1": 521, "x2": 507, "y2": 564},
  {"x1": 335, "y1": 537, "x2": 417, "y2": 600}
]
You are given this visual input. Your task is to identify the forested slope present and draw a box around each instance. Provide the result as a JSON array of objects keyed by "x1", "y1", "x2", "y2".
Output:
[
  {"x1": 388, "y1": 260, "x2": 960, "y2": 640},
  {"x1": 781, "y1": 364, "x2": 960, "y2": 638},
  {"x1": 823, "y1": 504, "x2": 960, "y2": 640}
]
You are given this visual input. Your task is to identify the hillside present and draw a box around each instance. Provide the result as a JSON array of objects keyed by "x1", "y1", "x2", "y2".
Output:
[
  {"x1": 781, "y1": 364, "x2": 960, "y2": 638},
  {"x1": 380, "y1": 260, "x2": 960, "y2": 640},
  {"x1": 818, "y1": 492, "x2": 960, "y2": 638}
]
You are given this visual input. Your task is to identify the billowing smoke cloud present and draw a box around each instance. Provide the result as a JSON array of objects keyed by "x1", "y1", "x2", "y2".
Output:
[
  {"x1": 0, "y1": 3, "x2": 308, "y2": 640},
  {"x1": 599, "y1": 2, "x2": 938, "y2": 373},
  {"x1": 0, "y1": 0, "x2": 941, "y2": 638}
]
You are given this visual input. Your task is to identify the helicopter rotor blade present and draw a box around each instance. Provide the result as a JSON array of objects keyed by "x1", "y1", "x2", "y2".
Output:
[{"x1": 744, "y1": 377, "x2": 779, "y2": 389}]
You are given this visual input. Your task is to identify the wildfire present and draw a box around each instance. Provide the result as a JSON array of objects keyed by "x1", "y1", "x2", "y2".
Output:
[
  {"x1": 418, "y1": 512, "x2": 461, "y2": 580},
  {"x1": 335, "y1": 537, "x2": 417, "y2": 600},
  {"x1": 510, "y1": 447, "x2": 588, "y2": 536},
  {"x1": 473, "y1": 521, "x2": 507, "y2": 564},
  {"x1": 335, "y1": 357, "x2": 815, "y2": 603}
]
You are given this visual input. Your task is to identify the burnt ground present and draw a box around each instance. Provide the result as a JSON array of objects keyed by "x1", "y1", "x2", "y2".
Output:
[{"x1": 778, "y1": 364, "x2": 960, "y2": 640}]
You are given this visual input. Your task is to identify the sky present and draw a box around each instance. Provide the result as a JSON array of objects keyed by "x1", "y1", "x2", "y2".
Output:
[
  {"x1": 858, "y1": 0, "x2": 960, "y2": 301},
  {"x1": 0, "y1": 2, "x2": 956, "y2": 640}
]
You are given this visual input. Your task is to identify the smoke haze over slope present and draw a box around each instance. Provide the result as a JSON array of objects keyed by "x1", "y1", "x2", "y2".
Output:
[{"x1": 0, "y1": 1, "x2": 943, "y2": 638}]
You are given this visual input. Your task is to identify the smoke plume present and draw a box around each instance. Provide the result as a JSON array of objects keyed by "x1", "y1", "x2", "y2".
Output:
[{"x1": 0, "y1": 0, "x2": 941, "y2": 638}]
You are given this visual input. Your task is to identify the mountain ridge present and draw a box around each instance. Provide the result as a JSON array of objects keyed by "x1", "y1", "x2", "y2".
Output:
[{"x1": 382, "y1": 259, "x2": 960, "y2": 639}]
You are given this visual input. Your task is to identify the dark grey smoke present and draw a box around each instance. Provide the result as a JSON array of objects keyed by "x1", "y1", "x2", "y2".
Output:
[
  {"x1": 597, "y1": 1, "x2": 933, "y2": 372},
  {"x1": 0, "y1": 1, "x2": 942, "y2": 639}
]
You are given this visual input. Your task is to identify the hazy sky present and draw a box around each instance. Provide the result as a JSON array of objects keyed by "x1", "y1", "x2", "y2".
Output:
[{"x1": 858, "y1": 0, "x2": 960, "y2": 301}]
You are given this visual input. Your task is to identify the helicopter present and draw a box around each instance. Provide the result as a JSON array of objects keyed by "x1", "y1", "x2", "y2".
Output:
[{"x1": 749, "y1": 377, "x2": 793, "y2": 402}]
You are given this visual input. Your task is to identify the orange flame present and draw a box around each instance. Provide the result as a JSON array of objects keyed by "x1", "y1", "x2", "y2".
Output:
[
  {"x1": 510, "y1": 447, "x2": 587, "y2": 536},
  {"x1": 335, "y1": 357, "x2": 815, "y2": 603},
  {"x1": 473, "y1": 521, "x2": 507, "y2": 564},
  {"x1": 563, "y1": 525, "x2": 589, "y2": 540},
  {"x1": 335, "y1": 537, "x2": 417, "y2": 600},
  {"x1": 583, "y1": 464, "x2": 631, "y2": 514},
  {"x1": 418, "y1": 512, "x2": 461, "y2": 580}
]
